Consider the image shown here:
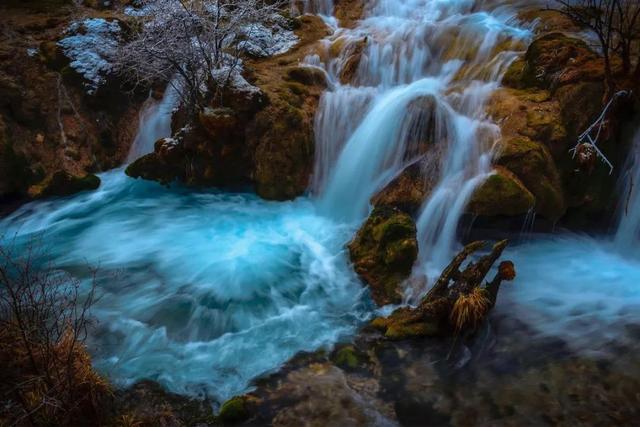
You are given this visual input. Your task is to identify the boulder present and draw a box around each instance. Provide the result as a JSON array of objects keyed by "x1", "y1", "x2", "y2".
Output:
[
  {"x1": 285, "y1": 65, "x2": 327, "y2": 87},
  {"x1": 467, "y1": 167, "x2": 535, "y2": 217},
  {"x1": 126, "y1": 138, "x2": 184, "y2": 186},
  {"x1": 494, "y1": 137, "x2": 566, "y2": 221},
  {"x1": 348, "y1": 207, "x2": 418, "y2": 306},
  {"x1": 371, "y1": 160, "x2": 434, "y2": 216}
]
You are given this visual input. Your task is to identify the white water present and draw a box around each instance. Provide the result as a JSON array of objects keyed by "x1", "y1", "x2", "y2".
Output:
[
  {"x1": 311, "y1": 0, "x2": 531, "y2": 279},
  {"x1": 1, "y1": 173, "x2": 368, "y2": 400},
  {"x1": 2, "y1": 0, "x2": 640, "y2": 405},
  {"x1": 615, "y1": 127, "x2": 640, "y2": 253},
  {"x1": 126, "y1": 83, "x2": 179, "y2": 163}
]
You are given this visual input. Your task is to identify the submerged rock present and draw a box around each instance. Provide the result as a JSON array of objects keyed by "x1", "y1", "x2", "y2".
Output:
[{"x1": 348, "y1": 207, "x2": 418, "y2": 306}]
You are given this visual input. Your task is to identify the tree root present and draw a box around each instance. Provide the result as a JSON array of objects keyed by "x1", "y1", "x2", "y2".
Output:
[{"x1": 371, "y1": 240, "x2": 515, "y2": 340}]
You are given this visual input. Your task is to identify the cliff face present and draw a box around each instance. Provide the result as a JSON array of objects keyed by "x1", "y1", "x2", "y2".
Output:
[{"x1": 0, "y1": 1, "x2": 145, "y2": 205}]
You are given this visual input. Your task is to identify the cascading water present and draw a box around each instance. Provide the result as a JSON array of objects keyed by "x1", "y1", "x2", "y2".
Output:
[
  {"x1": 126, "y1": 83, "x2": 179, "y2": 162},
  {"x1": 615, "y1": 127, "x2": 640, "y2": 253},
  {"x1": 312, "y1": 0, "x2": 532, "y2": 279},
  {"x1": 2, "y1": 0, "x2": 640, "y2": 406}
]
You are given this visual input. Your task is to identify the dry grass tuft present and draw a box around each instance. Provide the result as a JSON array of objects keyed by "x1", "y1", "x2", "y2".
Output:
[{"x1": 450, "y1": 287, "x2": 491, "y2": 332}]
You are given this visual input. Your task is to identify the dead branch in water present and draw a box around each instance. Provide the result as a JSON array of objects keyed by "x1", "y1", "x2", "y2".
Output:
[{"x1": 372, "y1": 240, "x2": 515, "y2": 340}]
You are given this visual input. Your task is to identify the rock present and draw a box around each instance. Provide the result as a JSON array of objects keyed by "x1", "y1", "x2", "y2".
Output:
[
  {"x1": 338, "y1": 37, "x2": 367, "y2": 85},
  {"x1": 285, "y1": 65, "x2": 327, "y2": 87},
  {"x1": 218, "y1": 396, "x2": 250, "y2": 424},
  {"x1": 126, "y1": 138, "x2": 184, "y2": 186},
  {"x1": 31, "y1": 170, "x2": 100, "y2": 198},
  {"x1": 504, "y1": 33, "x2": 603, "y2": 92},
  {"x1": 198, "y1": 107, "x2": 237, "y2": 140},
  {"x1": 495, "y1": 137, "x2": 566, "y2": 221},
  {"x1": 348, "y1": 207, "x2": 418, "y2": 306},
  {"x1": 467, "y1": 167, "x2": 535, "y2": 217},
  {"x1": 372, "y1": 159, "x2": 436, "y2": 216}
]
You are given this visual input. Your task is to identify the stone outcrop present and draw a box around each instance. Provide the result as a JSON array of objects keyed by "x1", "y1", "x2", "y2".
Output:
[
  {"x1": 126, "y1": 15, "x2": 330, "y2": 200},
  {"x1": 0, "y1": 2, "x2": 145, "y2": 204},
  {"x1": 469, "y1": 24, "x2": 637, "y2": 228},
  {"x1": 348, "y1": 207, "x2": 418, "y2": 306}
]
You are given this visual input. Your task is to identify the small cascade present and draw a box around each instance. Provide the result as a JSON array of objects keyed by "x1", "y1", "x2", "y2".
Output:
[
  {"x1": 126, "y1": 83, "x2": 179, "y2": 163},
  {"x1": 615, "y1": 128, "x2": 640, "y2": 254},
  {"x1": 312, "y1": 1, "x2": 531, "y2": 275}
]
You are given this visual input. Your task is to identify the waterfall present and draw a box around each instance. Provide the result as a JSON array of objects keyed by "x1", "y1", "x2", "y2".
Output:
[
  {"x1": 312, "y1": 1, "x2": 531, "y2": 274},
  {"x1": 615, "y1": 128, "x2": 640, "y2": 253},
  {"x1": 126, "y1": 83, "x2": 179, "y2": 163}
]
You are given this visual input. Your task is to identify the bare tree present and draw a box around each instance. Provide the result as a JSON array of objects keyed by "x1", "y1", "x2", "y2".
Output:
[
  {"x1": 551, "y1": 0, "x2": 640, "y2": 98},
  {"x1": 117, "y1": 0, "x2": 285, "y2": 116},
  {"x1": 0, "y1": 238, "x2": 108, "y2": 426}
]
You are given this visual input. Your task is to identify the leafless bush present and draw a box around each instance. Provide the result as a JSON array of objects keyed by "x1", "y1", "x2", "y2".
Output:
[
  {"x1": 0, "y1": 238, "x2": 109, "y2": 426},
  {"x1": 551, "y1": 0, "x2": 640, "y2": 97},
  {"x1": 116, "y1": 0, "x2": 286, "y2": 116}
]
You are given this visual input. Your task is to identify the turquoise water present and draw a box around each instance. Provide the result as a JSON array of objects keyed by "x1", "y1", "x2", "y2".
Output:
[{"x1": 1, "y1": 171, "x2": 370, "y2": 400}]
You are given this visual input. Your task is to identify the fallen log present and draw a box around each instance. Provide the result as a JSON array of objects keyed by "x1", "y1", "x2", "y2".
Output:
[{"x1": 371, "y1": 240, "x2": 515, "y2": 340}]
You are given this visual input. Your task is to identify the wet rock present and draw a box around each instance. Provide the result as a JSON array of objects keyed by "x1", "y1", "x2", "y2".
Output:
[
  {"x1": 504, "y1": 33, "x2": 603, "y2": 92},
  {"x1": 348, "y1": 207, "x2": 418, "y2": 306},
  {"x1": 494, "y1": 137, "x2": 565, "y2": 221},
  {"x1": 372, "y1": 159, "x2": 436, "y2": 216},
  {"x1": 126, "y1": 137, "x2": 185, "y2": 186},
  {"x1": 219, "y1": 396, "x2": 250, "y2": 424},
  {"x1": 467, "y1": 167, "x2": 535, "y2": 217},
  {"x1": 30, "y1": 170, "x2": 100, "y2": 198},
  {"x1": 338, "y1": 37, "x2": 367, "y2": 85}
]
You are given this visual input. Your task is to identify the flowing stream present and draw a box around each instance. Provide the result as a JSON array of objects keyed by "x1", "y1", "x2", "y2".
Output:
[{"x1": 1, "y1": 0, "x2": 640, "y2": 404}]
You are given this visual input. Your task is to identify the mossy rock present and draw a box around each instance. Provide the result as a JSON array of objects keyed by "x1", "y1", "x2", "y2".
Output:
[
  {"x1": 285, "y1": 66, "x2": 327, "y2": 87},
  {"x1": 332, "y1": 345, "x2": 360, "y2": 369},
  {"x1": 348, "y1": 207, "x2": 418, "y2": 306},
  {"x1": 505, "y1": 33, "x2": 601, "y2": 92},
  {"x1": 125, "y1": 152, "x2": 182, "y2": 186},
  {"x1": 371, "y1": 309, "x2": 441, "y2": 340},
  {"x1": 218, "y1": 396, "x2": 250, "y2": 425},
  {"x1": 495, "y1": 137, "x2": 566, "y2": 221},
  {"x1": 467, "y1": 167, "x2": 535, "y2": 217},
  {"x1": 31, "y1": 170, "x2": 100, "y2": 198}
]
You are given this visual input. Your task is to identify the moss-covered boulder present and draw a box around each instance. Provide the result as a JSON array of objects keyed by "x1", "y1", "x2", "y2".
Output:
[
  {"x1": 348, "y1": 207, "x2": 418, "y2": 306},
  {"x1": 218, "y1": 396, "x2": 250, "y2": 425},
  {"x1": 495, "y1": 137, "x2": 566, "y2": 221},
  {"x1": 504, "y1": 33, "x2": 603, "y2": 91},
  {"x1": 30, "y1": 170, "x2": 100, "y2": 198},
  {"x1": 285, "y1": 65, "x2": 327, "y2": 87},
  {"x1": 467, "y1": 167, "x2": 535, "y2": 217}
]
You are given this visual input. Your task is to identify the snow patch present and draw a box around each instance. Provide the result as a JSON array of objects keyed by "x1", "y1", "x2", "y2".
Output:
[
  {"x1": 58, "y1": 18, "x2": 122, "y2": 95},
  {"x1": 240, "y1": 20, "x2": 298, "y2": 58}
]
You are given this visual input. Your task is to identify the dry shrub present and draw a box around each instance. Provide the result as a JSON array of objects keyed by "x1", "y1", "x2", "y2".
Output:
[
  {"x1": 450, "y1": 287, "x2": 491, "y2": 332},
  {"x1": 0, "y1": 239, "x2": 111, "y2": 426}
]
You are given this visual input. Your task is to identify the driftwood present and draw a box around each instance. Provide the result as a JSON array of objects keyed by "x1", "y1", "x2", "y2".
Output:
[{"x1": 371, "y1": 240, "x2": 515, "y2": 339}]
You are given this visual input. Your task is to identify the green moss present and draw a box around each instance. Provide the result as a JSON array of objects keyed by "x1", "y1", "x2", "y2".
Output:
[
  {"x1": 468, "y1": 168, "x2": 535, "y2": 216},
  {"x1": 333, "y1": 346, "x2": 359, "y2": 369},
  {"x1": 496, "y1": 137, "x2": 566, "y2": 220},
  {"x1": 218, "y1": 396, "x2": 249, "y2": 425},
  {"x1": 348, "y1": 207, "x2": 418, "y2": 306}
]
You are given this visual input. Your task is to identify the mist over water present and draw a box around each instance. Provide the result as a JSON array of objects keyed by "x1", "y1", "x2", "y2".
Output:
[{"x1": 1, "y1": 0, "x2": 640, "y2": 404}]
